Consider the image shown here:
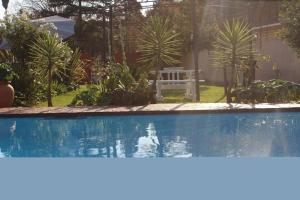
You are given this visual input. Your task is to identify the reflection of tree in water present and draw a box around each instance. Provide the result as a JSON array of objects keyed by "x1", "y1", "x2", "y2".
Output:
[
  {"x1": 120, "y1": 116, "x2": 144, "y2": 158},
  {"x1": 284, "y1": 115, "x2": 300, "y2": 156},
  {"x1": 11, "y1": 118, "x2": 70, "y2": 157},
  {"x1": 2, "y1": 112, "x2": 300, "y2": 157},
  {"x1": 63, "y1": 117, "x2": 118, "y2": 158},
  {"x1": 184, "y1": 114, "x2": 241, "y2": 157},
  {"x1": 270, "y1": 113, "x2": 300, "y2": 157},
  {"x1": 58, "y1": 116, "x2": 147, "y2": 158},
  {"x1": 0, "y1": 119, "x2": 17, "y2": 157},
  {"x1": 153, "y1": 115, "x2": 191, "y2": 158}
]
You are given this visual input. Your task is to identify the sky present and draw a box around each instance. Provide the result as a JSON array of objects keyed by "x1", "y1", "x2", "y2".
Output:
[{"x1": 0, "y1": 0, "x2": 155, "y2": 19}]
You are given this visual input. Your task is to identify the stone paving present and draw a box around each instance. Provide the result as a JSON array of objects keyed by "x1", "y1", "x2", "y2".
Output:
[{"x1": 1, "y1": 103, "x2": 300, "y2": 117}]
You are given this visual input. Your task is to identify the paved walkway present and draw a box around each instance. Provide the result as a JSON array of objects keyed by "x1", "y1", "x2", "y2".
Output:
[{"x1": 1, "y1": 103, "x2": 300, "y2": 117}]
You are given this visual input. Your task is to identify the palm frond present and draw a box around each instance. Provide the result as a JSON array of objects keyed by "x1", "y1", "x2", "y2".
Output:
[
  {"x1": 29, "y1": 33, "x2": 70, "y2": 80},
  {"x1": 210, "y1": 19, "x2": 255, "y2": 70},
  {"x1": 137, "y1": 16, "x2": 183, "y2": 69}
]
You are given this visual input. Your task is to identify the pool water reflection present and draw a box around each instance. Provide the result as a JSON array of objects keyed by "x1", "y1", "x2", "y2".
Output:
[{"x1": 1, "y1": 112, "x2": 300, "y2": 157}]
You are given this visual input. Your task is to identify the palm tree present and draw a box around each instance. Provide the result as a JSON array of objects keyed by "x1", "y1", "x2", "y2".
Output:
[
  {"x1": 29, "y1": 33, "x2": 70, "y2": 107},
  {"x1": 137, "y1": 16, "x2": 182, "y2": 92},
  {"x1": 211, "y1": 19, "x2": 255, "y2": 103}
]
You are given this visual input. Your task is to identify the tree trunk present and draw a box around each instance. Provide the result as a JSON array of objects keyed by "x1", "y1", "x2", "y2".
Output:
[
  {"x1": 119, "y1": 22, "x2": 127, "y2": 66},
  {"x1": 102, "y1": 10, "x2": 107, "y2": 62},
  {"x1": 191, "y1": 0, "x2": 200, "y2": 101},
  {"x1": 226, "y1": 86, "x2": 232, "y2": 103},
  {"x1": 47, "y1": 67, "x2": 53, "y2": 107},
  {"x1": 78, "y1": 0, "x2": 82, "y2": 21},
  {"x1": 109, "y1": 5, "x2": 113, "y2": 60},
  {"x1": 152, "y1": 60, "x2": 160, "y2": 93},
  {"x1": 223, "y1": 67, "x2": 228, "y2": 96},
  {"x1": 227, "y1": 52, "x2": 236, "y2": 103},
  {"x1": 250, "y1": 59, "x2": 256, "y2": 84}
]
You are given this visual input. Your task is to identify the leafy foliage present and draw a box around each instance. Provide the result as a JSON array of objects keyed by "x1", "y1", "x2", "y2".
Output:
[
  {"x1": 211, "y1": 19, "x2": 255, "y2": 74},
  {"x1": 70, "y1": 62, "x2": 155, "y2": 106},
  {"x1": 0, "y1": 16, "x2": 43, "y2": 106},
  {"x1": 137, "y1": 15, "x2": 182, "y2": 94},
  {"x1": 280, "y1": 0, "x2": 300, "y2": 56},
  {"x1": 137, "y1": 16, "x2": 182, "y2": 71},
  {"x1": 29, "y1": 32, "x2": 72, "y2": 107},
  {"x1": 0, "y1": 15, "x2": 86, "y2": 106},
  {"x1": 61, "y1": 48, "x2": 86, "y2": 89},
  {"x1": 210, "y1": 19, "x2": 255, "y2": 102},
  {"x1": 148, "y1": 0, "x2": 216, "y2": 53},
  {"x1": 232, "y1": 79, "x2": 300, "y2": 103},
  {"x1": 0, "y1": 63, "x2": 16, "y2": 83},
  {"x1": 0, "y1": 50, "x2": 13, "y2": 63},
  {"x1": 69, "y1": 20, "x2": 104, "y2": 57},
  {"x1": 70, "y1": 85, "x2": 101, "y2": 106},
  {"x1": 0, "y1": 16, "x2": 40, "y2": 65}
]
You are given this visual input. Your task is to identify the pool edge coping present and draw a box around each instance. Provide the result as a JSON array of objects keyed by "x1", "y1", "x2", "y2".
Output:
[{"x1": 1, "y1": 103, "x2": 300, "y2": 117}]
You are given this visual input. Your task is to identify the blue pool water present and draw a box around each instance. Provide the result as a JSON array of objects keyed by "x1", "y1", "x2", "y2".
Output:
[{"x1": 1, "y1": 112, "x2": 300, "y2": 157}]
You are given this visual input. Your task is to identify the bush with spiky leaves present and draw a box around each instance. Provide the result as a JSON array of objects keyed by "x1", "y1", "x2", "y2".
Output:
[
  {"x1": 211, "y1": 19, "x2": 255, "y2": 103},
  {"x1": 29, "y1": 33, "x2": 72, "y2": 107},
  {"x1": 137, "y1": 16, "x2": 182, "y2": 90}
]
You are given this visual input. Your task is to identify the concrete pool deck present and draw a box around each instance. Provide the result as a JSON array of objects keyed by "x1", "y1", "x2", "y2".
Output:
[{"x1": 1, "y1": 103, "x2": 300, "y2": 117}]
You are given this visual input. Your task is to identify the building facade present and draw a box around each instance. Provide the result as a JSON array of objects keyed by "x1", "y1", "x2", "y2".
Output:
[{"x1": 182, "y1": 0, "x2": 300, "y2": 83}]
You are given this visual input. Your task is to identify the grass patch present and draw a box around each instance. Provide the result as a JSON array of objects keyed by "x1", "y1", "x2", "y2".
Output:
[
  {"x1": 161, "y1": 85, "x2": 226, "y2": 103},
  {"x1": 37, "y1": 84, "x2": 226, "y2": 107},
  {"x1": 37, "y1": 85, "x2": 88, "y2": 107}
]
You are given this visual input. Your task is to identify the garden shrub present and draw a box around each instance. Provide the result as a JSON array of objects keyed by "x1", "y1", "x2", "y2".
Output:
[
  {"x1": 0, "y1": 16, "x2": 85, "y2": 106},
  {"x1": 70, "y1": 85, "x2": 101, "y2": 106},
  {"x1": 0, "y1": 63, "x2": 16, "y2": 83},
  {"x1": 0, "y1": 16, "x2": 42, "y2": 106},
  {"x1": 231, "y1": 79, "x2": 300, "y2": 103},
  {"x1": 70, "y1": 63, "x2": 155, "y2": 106}
]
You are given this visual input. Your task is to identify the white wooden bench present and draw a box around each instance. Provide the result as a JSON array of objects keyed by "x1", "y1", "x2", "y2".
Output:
[
  {"x1": 156, "y1": 79, "x2": 205, "y2": 101},
  {"x1": 151, "y1": 68, "x2": 205, "y2": 101}
]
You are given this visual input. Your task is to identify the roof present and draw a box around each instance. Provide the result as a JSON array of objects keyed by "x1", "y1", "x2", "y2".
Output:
[
  {"x1": 251, "y1": 23, "x2": 282, "y2": 31},
  {"x1": 30, "y1": 15, "x2": 74, "y2": 23},
  {"x1": 0, "y1": 15, "x2": 75, "y2": 50}
]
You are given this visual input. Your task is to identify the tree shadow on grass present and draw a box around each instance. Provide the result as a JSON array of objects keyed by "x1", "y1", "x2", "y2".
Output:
[{"x1": 214, "y1": 95, "x2": 226, "y2": 103}]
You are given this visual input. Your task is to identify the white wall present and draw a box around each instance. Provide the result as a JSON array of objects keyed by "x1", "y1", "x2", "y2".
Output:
[
  {"x1": 255, "y1": 32, "x2": 300, "y2": 83},
  {"x1": 182, "y1": 28, "x2": 300, "y2": 84},
  {"x1": 181, "y1": 50, "x2": 224, "y2": 84}
]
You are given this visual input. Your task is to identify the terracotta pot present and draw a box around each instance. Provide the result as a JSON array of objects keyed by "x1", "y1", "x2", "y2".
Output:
[{"x1": 0, "y1": 81, "x2": 14, "y2": 108}]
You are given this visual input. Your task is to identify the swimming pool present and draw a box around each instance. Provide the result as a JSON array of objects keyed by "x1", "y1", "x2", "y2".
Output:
[{"x1": 1, "y1": 112, "x2": 300, "y2": 157}]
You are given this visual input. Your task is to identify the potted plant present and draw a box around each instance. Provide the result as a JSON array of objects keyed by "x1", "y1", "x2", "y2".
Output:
[{"x1": 0, "y1": 63, "x2": 15, "y2": 108}]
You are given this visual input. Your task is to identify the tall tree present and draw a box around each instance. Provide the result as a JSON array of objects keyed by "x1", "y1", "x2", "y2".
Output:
[
  {"x1": 24, "y1": 0, "x2": 144, "y2": 62},
  {"x1": 148, "y1": 0, "x2": 217, "y2": 101},
  {"x1": 280, "y1": 0, "x2": 300, "y2": 56},
  {"x1": 148, "y1": 0, "x2": 217, "y2": 53}
]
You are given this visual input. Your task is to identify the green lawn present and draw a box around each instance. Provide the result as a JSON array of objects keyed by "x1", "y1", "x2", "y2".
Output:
[
  {"x1": 160, "y1": 85, "x2": 226, "y2": 103},
  {"x1": 37, "y1": 84, "x2": 225, "y2": 107},
  {"x1": 37, "y1": 85, "x2": 88, "y2": 107}
]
